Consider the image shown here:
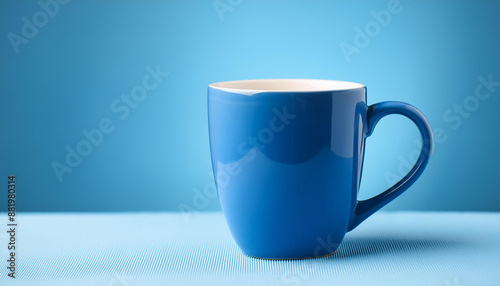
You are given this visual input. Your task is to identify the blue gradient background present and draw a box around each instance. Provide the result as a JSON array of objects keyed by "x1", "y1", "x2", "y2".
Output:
[{"x1": 0, "y1": 0, "x2": 499, "y2": 212}]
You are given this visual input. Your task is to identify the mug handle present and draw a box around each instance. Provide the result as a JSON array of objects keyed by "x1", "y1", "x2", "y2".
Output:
[{"x1": 348, "y1": 101, "x2": 434, "y2": 231}]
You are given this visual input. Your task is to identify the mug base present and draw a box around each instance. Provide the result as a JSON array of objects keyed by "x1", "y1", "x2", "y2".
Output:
[{"x1": 242, "y1": 249, "x2": 339, "y2": 260}]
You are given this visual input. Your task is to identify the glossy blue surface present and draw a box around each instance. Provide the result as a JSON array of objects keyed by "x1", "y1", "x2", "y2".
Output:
[{"x1": 208, "y1": 83, "x2": 433, "y2": 259}]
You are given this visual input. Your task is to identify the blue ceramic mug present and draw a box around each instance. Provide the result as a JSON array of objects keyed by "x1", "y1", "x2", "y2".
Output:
[{"x1": 208, "y1": 79, "x2": 433, "y2": 259}]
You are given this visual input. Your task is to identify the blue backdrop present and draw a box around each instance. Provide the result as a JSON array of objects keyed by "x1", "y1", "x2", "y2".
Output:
[{"x1": 1, "y1": 0, "x2": 499, "y2": 212}]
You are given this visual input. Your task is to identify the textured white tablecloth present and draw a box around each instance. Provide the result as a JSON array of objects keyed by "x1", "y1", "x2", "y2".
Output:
[{"x1": 0, "y1": 212, "x2": 498, "y2": 286}]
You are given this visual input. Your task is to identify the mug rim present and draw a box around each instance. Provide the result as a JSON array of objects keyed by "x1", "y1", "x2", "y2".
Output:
[{"x1": 209, "y1": 79, "x2": 365, "y2": 95}]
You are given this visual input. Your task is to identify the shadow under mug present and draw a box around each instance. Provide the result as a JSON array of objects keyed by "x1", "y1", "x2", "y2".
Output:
[{"x1": 208, "y1": 79, "x2": 433, "y2": 259}]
